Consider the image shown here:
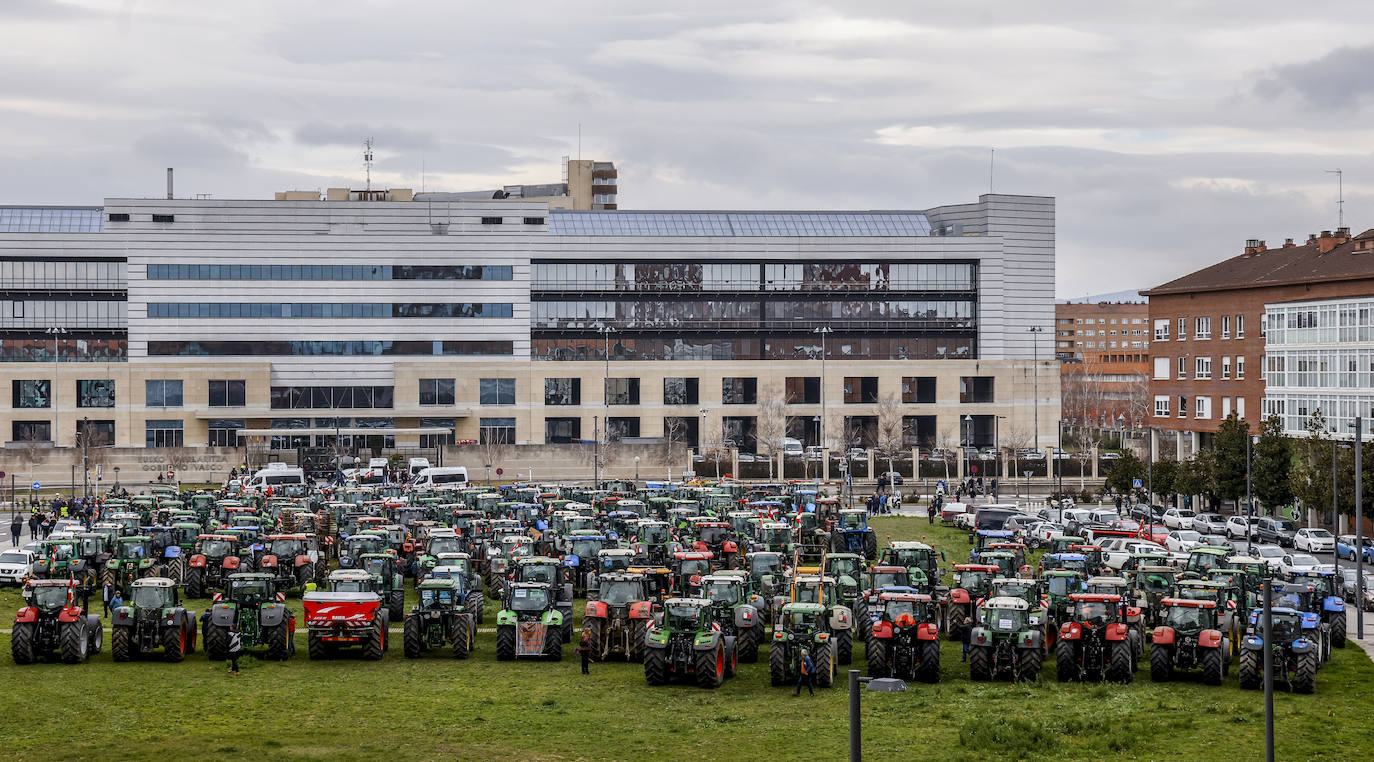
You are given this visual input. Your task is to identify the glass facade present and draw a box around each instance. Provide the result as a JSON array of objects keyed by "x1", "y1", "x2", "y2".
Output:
[
  {"x1": 0, "y1": 259, "x2": 124, "y2": 290},
  {"x1": 148, "y1": 340, "x2": 512, "y2": 356},
  {"x1": 147, "y1": 302, "x2": 512, "y2": 319},
  {"x1": 548, "y1": 211, "x2": 933, "y2": 237},
  {"x1": 145, "y1": 379, "x2": 182, "y2": 407},
  {"x1": 76, "y1": 379, "x2": 115, "y2": 408},
  {"x1": 0, "y1": 208, "x2": 104, "y2": 233},
  {"x1": 12, "y1": 379, "x2": 50, "y2": 408},
  {"x1": 208, "y1": 380, "x2": 246, "y2": 407},
  {"x1": 270, "y1": 386, "x2": 395, "y2": 410},
  {"x1": 479, "y1": 379, "x2": 516, "y2": 406},
  {"x1": 145, "y1": 419, "x2": 184, "y2": 448},
  {"x1": 146, "y1": 264, "x2": 513, "y2": 281},
  {"x1": 0, "y1": 337, "x2": 126, "y2": 362},
  {"x1": 208, "y1": 419, "x2": 243, "y2": 447},
  {"x1": 419, "y1": 378, "x2": 455, "y2": 406},
  {"x1": 544, "y1": 378, "x2": 580, "y2": 406}
]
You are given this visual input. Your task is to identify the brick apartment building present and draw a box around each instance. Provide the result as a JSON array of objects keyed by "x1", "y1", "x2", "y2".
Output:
[
  {"x1": 1142, "y1": 227, "x2": 1374, "y2": 454},
  {"x1": 1056, "y1": 301, "x2": 1150, "y2": 428}
]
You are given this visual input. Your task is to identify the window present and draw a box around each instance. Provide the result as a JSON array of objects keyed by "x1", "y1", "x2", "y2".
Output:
[
  {"x1": 479, "y1": 418, "x2": 515, "y2": 444},
  {"x1": 545, "y1": 417, "x2": 581, "y2": 443},
  {"x1": 1177, "y1": 357, "x2": 1187, "y2": 379},
  {"x1": 75, "y1": 419, "x2": 114, "y2": 446},
  {"x1": 959, "y1": 376, "x2": 995, "y2": 404},
  {"x1": 107, "y1": 213, "x2": 129, "y2": 222},
  {"x1": 151, "y1": 214, "x2": 174, "y2": 223},
  {"x1": 418, "y1": 417, "x2": 456, "y2": 448},
  {"x1": 1178, "y1": 396, "x2": 1187, "y2": 418},
  {"x1": 1222, "y1": 397, "x2": 1232, "y2": 417},
  {"x1": 605, "y1": 378, "x2": 640, "y2": 405},
  {"x1": 12, "y1": 379, "x2": 50, "y2": 408},
  {"x1": 208, "y1": 380, "x2": 246, "y2": 407},
  {"x1": 786, "y1": 376, "x2": 821, "y2": 404},
  {"x1": 721, "y1": 377, "x2": 757, "y2": 405},
  {"x1": 1178, "y1": 318, "x2": 1187, "y2": 339},
  {"x1": 269, "y1": 386, "x2": 393, "y2": 409},
  {"x1": 76, "y1": 379, "x2": 115, "y2": 408},
  {"x1": 1195, "y1": 317, "x2": 1211, "y2": 339},
  {"x1": 1195, "y1": 396, "x2": 1212, "y2": 420},
  {"x1": 721, "y1": 416, "x2": 757, "y2": 453},
  {"x1": 1194, "y1": 357, "x2": 1211, "y2": 380},
  {"x1": 901, "y1": 377, "x2": 936, "y2": 404},
  {"x1": 11, "y1": 420, "x2": 51, "y2": 443},
  {"x1": 479, "y1": 378, "x2": 516, "y2": 405},
  {"x1": 1236, "y1": 314, "x2": 1245, "y2": 338},
  {"x1": 544, "y1": 378, "x2": 581, "y2": 406},
  {"x1": 480, "y1": 216, "x2": 503, "y2": 225},
  {"x1": 523, "y1": 217, "x2": 545, "y2": 225},
  {"x1": 663, "y1": 377, "x2": 698, "y2": 405},
  {"x1": 419, "y1": 378, "x2": 456, "y2": 406},
  {"x1": 145, "y1": 380, "x2": 183, "y2": 407},
  {"x1": 1236, "y1": 356, "x2": 1246, "y2": 379},
  {"x1": 607, "y1": 417, "x2": 640, "y2": 440},
  {"x1": 208, "y1": 419, "x2": 243, "y2": 447},
  {"x1": 1153, "y1": 357, "x2": 1170, "y2": 380},
  {"x1": 1221, "y1": 357, "x2": 1231, "y2": 379},
  {"x1": 145, "y1": 419, "x2": 184, "y2": 448},
  {"x1": 1154, "y1": 395, "x2": 1170, "y2": 417},
  {"x1": 1221, "y1": 315, "x2": 1231, "y2": 339},
  {"x1": 1237, "y1": 397, "x2": 1246, "y2": 418},
  {"x1": 843, "y1": 377, "x2": 879, "y2": 404}
]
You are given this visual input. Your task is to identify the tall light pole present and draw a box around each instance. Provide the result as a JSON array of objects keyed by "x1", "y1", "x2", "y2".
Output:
[
  {"x1": 1029, "y1": 326, "x2": 1043, "y2": 450},
  {"x1": 1355, "y1": 416, "x2": 1365, "y2": 639},
  {"x1": 600, "y1": 324, "x2": 617, "y2": 489},
  {"x1": 814, "y1": 326, "x2": 832, "y2": 455},
  {"x1": 46, "y1": 326, "x2": 67, "y2": 447},
  {"x1": 699, "y1": 408, "x2": 710, "y2": 480}
]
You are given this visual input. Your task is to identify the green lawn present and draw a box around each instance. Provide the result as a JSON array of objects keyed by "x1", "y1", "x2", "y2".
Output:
[{"x1": 0, "y1": 518, "x2": 1371, "y2": 761}]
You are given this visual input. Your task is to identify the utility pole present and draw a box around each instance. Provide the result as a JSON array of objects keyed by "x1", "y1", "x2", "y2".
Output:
[
  {"x1": 1356, "y1": 416, "x2": 1365, "y2": 639},
  {"x1": 46, "y1": 326, "x2": 67, "y2": 447}
]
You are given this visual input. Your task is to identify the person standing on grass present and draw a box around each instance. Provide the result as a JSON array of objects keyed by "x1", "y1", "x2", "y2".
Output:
[
  {"x1": 577, "y1": 629, "x2": 592, "y2": 674},
  {"x1": 228, "y1": 628, "x2": 243, "y2": 675},
  {"x1": 960, "y1": 615, "x2": 973, "y2": 662},
  {"x1": 109, "y1": 589, "x2": 123, "y2": 613},
  {"x1": 101, "y1": 580, "x2": 114, "y2": 617},
  {"x1": 794, "y1": 650, "x2": 815, "y2": 697}
]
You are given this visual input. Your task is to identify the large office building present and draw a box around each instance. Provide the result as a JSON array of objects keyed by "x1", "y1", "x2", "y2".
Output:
[{"x1": 0, "y1": 188, "x2": 1057, "y2": 470}]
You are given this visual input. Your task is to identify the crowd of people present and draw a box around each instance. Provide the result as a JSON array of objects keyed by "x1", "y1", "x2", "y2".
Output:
[{"x1": 7, "y1": 493, "x2": 120, "y2": 546}]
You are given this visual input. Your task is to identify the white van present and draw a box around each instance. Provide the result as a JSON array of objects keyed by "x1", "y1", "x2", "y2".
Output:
[
  {"x1": 412, "y1": 466, "x2": 469, "y2": 489},
  {"x1": 782, "y1": 438, "x2": 804, "y2": 457},
  {"x1": 408, "y1": 457, "x2": 431, "y2": 477},
  {"x1": 244, "y1": 465, "x2": 307, "y2": 491}
]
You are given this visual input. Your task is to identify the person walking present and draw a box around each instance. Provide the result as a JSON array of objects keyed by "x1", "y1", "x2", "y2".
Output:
[
  {"x1": 928, "y1": 495, "x2": 939, "y2": 525},
  {"x1": 109, "y1": 589, "x2": 123, "y2": 613},
  {"x1": 794, "y1": 649, "x2": 815, "y2": 696},
  {"x1": 27, "y1": 512, "x2": 38, "y2": 540},
  {"x1": 959, "y1": 615, "x2": 973, "y2": 662},
  {"x1": 101, "y1": 580, "x2": 114, "y2": 617},
  {"x1": 9, "y1": 514, "x2": 21, "y2": 547},
  {"x1": 40, "y1": 513, "x2": 52, "y2": 539},
  {"x1": 577, "y1": 629, "x2": 592, "y2": 675},
  {"x1": 227, "y1": 628, "x2": 243, "y2": 675}
]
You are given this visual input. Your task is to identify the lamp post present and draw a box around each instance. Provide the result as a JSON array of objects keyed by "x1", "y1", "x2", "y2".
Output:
[
  {"x1": 46, "y1": 326, "x2": 67, "y2": 447},
  {"x1": 1355, "y1": 416, "x2": 1365, "y2": 640},
  {"x1": 848, "y1": 669, "x2": 907, "y2": 762},
  {"x1": 81, "y1": 415, "x2": 89, "y2": 500},
  {"x1": 814, "y1": 326, "x2": 832, "y2": 457},
  {"x1": 1333, "y1": 441, "x2": 1351, "y2": 581},
  {"x1": 1262, "y1": 578, "x2": 1274, "y2": 762},
  {"x1": 113, "y1": 466, "x2": 120, "y2": 494},
  {"x1": 634, "y1": 455, "x2": 640, "y2": 482},
  {"x1": 698, "y1": 408, "x2": 709, "y2": 479},
  {"x1": 1029, "y1": 326, "x2": 1043, "y2": 450},
  {"x1": 600, "y1": 324, "x2": 617, "y2": 487}
]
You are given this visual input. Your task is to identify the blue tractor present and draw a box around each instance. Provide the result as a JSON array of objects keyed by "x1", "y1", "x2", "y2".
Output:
[
  {"x1": 829, "y1": 509, "x2": 878, "y2": 560},
  {"x1": 1286, "y1": 570, "x2": 1347, "y2": 650},
  {"x1": 1272, "y1": 583, "x2": 1334, "y2": 665},
  {"x1": 1238, "y1": 605, "x2": 1319, "y2": 694}
]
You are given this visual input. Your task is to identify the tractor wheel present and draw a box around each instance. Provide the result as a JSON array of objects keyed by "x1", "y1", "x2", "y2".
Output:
[
  {"x1": 466, "y1": 591, "x2": 485, "y2": 623},
  {"x1": 1056, "y1": 640, "x2": 1078, "y2": 683},
  {"x1": 917, "y1": 639, "x2": 941, "y2": 683},
  {"x1": 451, "y1": 618, "x2": 472, "y2": 660},
  {"x1": 544, "y1": 624, "x2": 563, "y2": 661},
  {"x1": 362, "y1": 618, "x2": 385, "y2": 661},
  {"x1": 736, "y1": 626, "x2": 758, "y2": 664},
  {"x1": 162, "y1": 625, "x2": 186, "y2": 663},
  {"x1": 629, "y1": 619, "x2": 648, "y2": 663},
  {"x1": 862, "y1": 531, "x2": 877, "y2": 561},
  {"x1": 297, "y1": 562, "x2": 315, "y2": 592},
  {"x1": 1238, "y1": 648, "x2": 1260, "y2": 689},
  {"x1": 968, "y1": 644, "x2": 991, "y2": 681},
  {"x1": 724, "y1": 639, "x2": 738, "y2": 679},
  {"x1": 308, "y1": 631, "x2": 328, "y2": 660},
  {"x1": 88, "y1": 620, "x2": 102, "y2": 656},
  {"x1": 403, "y1": 616, "x2": 423, "y2": 659},
  {"x1": 166, "y1": 556, "x2": 186, "y2": 585},
  {"x1": 59, "y1": 619, "x2": 88, "y2": 664},
  {"x1": 836, "y1": 628, "x2": 853, "y2": 666},
  {"x1": 829, "y1": 533, "x2": 845, "y2": 554},
  {"x1": 388, "y1": 589, "x2": 404, "y2": 622},
  {"x1": 866, "y1": 638, "x2": 889, "y2": 677},
  {"x1": 206, "y1": 623, "x2": 228, "y2": 661},
  {"x1": 495, "y1": 625, "x2": 515, "y2": 661},
  {"x1": 186, "y1": 568, "x2": 204, "y2": 599},
  {"x1": 695, "y1": 643, "x2": 724, "y2": 689},
  {"x1": 265, "y1": 621, "x2": 290, "y2": 661},
  {"x1": 1150, "y1": 643, "x2": 1172, "y2": 682},
  {"x1": 853, "y1": 599, "x2": 868, "y2": 643},
  {"x1": 100, "y1": 566, "x2": 115, "y2": 592},
  {"x1": 814, "y1": 643, "x2": 835, "y2": 688},
  {"x1": 644, "y1": 646, "x2": 668, "y2": 685},
  {"x1": 1332, "y1": 612, "x2": 1347, "y2": 649},
  {"x1": 770, "y1": 641, "x2": 789, "y2": 686},
  {"x1": 1294, "y1": 651, "x2": 1318, "y2": 694},
  {"x1": 1200, "y1": 645, "x2": 1224, "y2": 686},
  {"x1": 11, "y1": 622, "x2": 36, "y2": 665},
  {"x1": 1108, "y1": 641, "x2": 1134, "y2": 684},
  {"x1": 1018, "y1": 646, "x2": 1042, "y2": 683},
  {"x1": 585, "y1": 617, "x2": 604, "y2": 661},
  {"x1": 111, "y1": 627, "x2": 132, "y2": 663}
]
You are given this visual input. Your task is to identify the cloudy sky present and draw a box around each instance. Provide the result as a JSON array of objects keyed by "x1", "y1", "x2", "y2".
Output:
[{"x1": 5, "y1": 1, "x2": 1374, "y2": 296}]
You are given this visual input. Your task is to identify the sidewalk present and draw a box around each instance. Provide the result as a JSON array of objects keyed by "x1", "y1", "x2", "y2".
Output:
[{"x1": 1345, "y1": 607, "x2": 1374, "y2": 663}]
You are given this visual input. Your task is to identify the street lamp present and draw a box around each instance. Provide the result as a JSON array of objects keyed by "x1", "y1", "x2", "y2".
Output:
[
  {"x1": 1333, "y1": 442, "x2": 1351, "y2": 582},
  {"x1": 849, "y1": 669, "x2": 906, "y2": 762},
  {"x1": 46, "y1": 326, "x2": 67, "y2": 447},
  {"x1": 814, "y1": 326, "x2": 832, "y2": 456},
  {"x1": 634, "y1": 455, "x2": 640, "y2": 482},
  {"x1": 1350, "y1": 416, "x2": 1365, "y2": 640},
  {"x1": 1029, "y1": 326, "x2": 1044, "y2": 450}
]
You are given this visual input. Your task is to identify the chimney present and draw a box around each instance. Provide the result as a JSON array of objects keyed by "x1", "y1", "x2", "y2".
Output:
[
  {"x1": 1307, "y1": 233, "x2": 1318, "y2": 245},
  {"x1": 1317, "y1": 229, "x2": 1344, "y2": 253},
  {"x1": 166, "y1": 168, "x2": 173, "y2": 200},
  {"x1": 1283, "y1": 238, "x2": 1295, "y2": 248},
  {"x1": 1244, "y1": 238, "x2": 1261, "y2": 255},
  {"x1": 1337, "y1": 226, "x2": 1351, "y2": 239}
]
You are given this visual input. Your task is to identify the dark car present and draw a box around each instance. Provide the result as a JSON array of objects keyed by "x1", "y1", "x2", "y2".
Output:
[
  {"x1": 1252, "y1": 517, "x2": 1298, "y2": 548},
  {"x1": 973, "y1": 508, "x2": 1020, "y2": 532}
]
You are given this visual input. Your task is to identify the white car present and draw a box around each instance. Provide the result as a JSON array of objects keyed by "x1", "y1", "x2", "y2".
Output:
[
  {"x1": 1294, "y1": 528, "x2": 1335, "y2": 553},
  {"x1": 1027, "y1": 521, "x2": 1064, "y2": 546},
  {"x1": 1162, "y1": 509, "x2": 1195, "y2": 530},
  {"x1": 0, "y1": 549, "x2": 34, "y2": 585},
  {"x1": 1278, "y1": 552, "x2": 1323, "y2": 577},
  {"x1": 1190, "y1": 513, "x2": 1228, "y2": 535},
  {"x1": 1249, "y1": 544, "x2": 1287, "y2": 572},
  {"x1": 1166, "y1": 530, "x2": 1203, "y2": 553},
  {"x1": 1103, "y1": 539, "x2": 1166, "y2": 570},
  {"x1": 1225, "y1": 515, "x2": 1254, "y2": 539}
]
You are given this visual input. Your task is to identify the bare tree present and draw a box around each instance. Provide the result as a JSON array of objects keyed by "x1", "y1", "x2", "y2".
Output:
[
  {"x1": 874, "y1": 395, "x2": 905, "y2": 493},
  {"x1": 756, "y1": 393, "x2": 789, "y2": 480},
  {"x1": 935, "y1": 424, "x2": 960, "y2": 481},
  {"x1": 1000, "y1": 427, "x2": 1032, "y2": 497},
  {"x1": 480, "y1": 431, "x2": 512, "y2": 485},
  {"x1": 662, "y1": 417, "x2": 690, "y2": 476}
]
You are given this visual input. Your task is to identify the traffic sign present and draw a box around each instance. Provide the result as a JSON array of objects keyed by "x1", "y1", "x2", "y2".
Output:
[
  {"x1": 0, "y1": 470, "x2": 5, "y2": 479},
  {"x1": 31, "y1": 482, "x2": 40, "y2": 490},
  {"x1": 970, "y1": 465, "x2": 978, "y2": 474},
  {"x1": 496, "y1": 467, "x2": 504, "y2": 476},
  {"x1": 1132, "y1": 478, "x2": 1143, "y2": 489}
]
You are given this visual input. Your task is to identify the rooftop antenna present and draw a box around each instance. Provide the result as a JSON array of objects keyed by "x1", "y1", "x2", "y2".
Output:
[
  {"x1": 989, "y1": 148, "x2": 995, "y2": 194},
  {"x1": 364, "y1": 137, "x2": 374, "y2": 192},
  {"x1": 1325, "y1": 168, "x2": 1343, "y2": 228}
]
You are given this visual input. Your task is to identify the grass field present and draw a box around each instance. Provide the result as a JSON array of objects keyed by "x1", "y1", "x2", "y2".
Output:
[{"x1": 0, "y1": 517, "x2": 1371, "y2": 761}]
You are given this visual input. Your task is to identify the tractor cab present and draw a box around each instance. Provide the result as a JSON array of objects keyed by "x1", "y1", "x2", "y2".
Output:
[
  {"x1": 596, "y1": 548, "x2": 636, "y2": 575},
  {"x1": 951, "y1": 564, "x2": 999, "y2": 600},
  {"x1": 1182, "y1": 546, "x2": 1233, "y2": 579},
  {"x1": 1047, "y1": 535, "x2": 1087, "y2": 555},
  {"x1": 671, "y1": 551, "x2": 714, "y2": 596},
  {"x1": 327, "y1": 569, "x2": 377, "y2": 593},
  {"x1": 756, "y1": 522, "x2": 794, "y2": 553},
  {"x1": 880, "y1": 542, "x2": 941, "y2": 588},
  {"x1": 1040, "y1": 552, "x2": 1088, "y2": 577}
]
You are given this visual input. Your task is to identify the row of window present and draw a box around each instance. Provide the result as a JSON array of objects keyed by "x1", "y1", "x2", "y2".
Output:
[
  {"x1": 544, "y1": 413, "x2": 947, "y2": 450},
  {"x1": 1153, "y1": 395, "x2": 1246, "y2": 421},
  {"x1": 1, "y1": 299, "x2": 127, "y2": 329},
  {"x1": 537, "y1": 375, "x2": 980, "y2": 406},
  {"x1": 145, "y1": 264, "x2": 513, "y2": 281},
  {"x1": 148, "y1": 340, "x2": 513, "y2": 357},
  {"x1": 0, "y1": 260, "x2": 125, "y2": 291},
  {"x1": 1152, "y1": 355, "x2": 1247, "y2": 381},
  {"x1": 1152, "y1": 314, "x2": 1247, "y2": 341},
  {"x1": 147, "y1": 302, "x2": 513, "y2": 319},
  {"x1": 532, "y1": 336, "x2": 974, "y2": 362},
  {"x1": 1059, "y1": 316, "x2": 1146, "y2": 325},
  {"x1": 1265, "y1": 301, "x2": 1374, "y2": 346},
  {"x1": 531, "y1": 262, "x2": 976, "y2": 292},
  {"x1": 1265, "y1": 349, "x2": 1374, "y2": 390},
  {"x1": 1263, "y1": 395, "x2": 1374, "y2": 437},
  {"x1": 531, "y1": 299, "x2": 974, "y2": 330},
  {"x1": 270, "y1": 386, "x2": 394, "y2": 410},
  {"x1": 0, "y1": 338, "x2": 126, "y2": 362}
]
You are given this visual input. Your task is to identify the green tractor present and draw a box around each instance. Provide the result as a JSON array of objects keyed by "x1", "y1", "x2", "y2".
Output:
[
  {"x1": 769, "y1": 602, "x2": 836, "y2": 688},
  {"x1": 358, "y1": 552, "x2": 407, "y2": 621},
  {"x1": 31, "y1": 539, "x2": 81, "y2": 582},
  {"x1": 701, "y1": 572, "x2": 765, "y2": 662},
  {"x1": 402, "y1": 577, "x2": 477, "y2": 659},
  {"x1": 427, "y1": 553, "x2": 485, "y2": 621},
  {"x1": 968, "y1": 596, "x2": 1044, "y2": 682},
  {"x1": 495, "y1": 582, "x2": 565, "y2": 661},
  {"x1": 104, "y1": 536, "x2": 159, "y2": 597},
  {"x1": 111, "y1": 577, "x2": 198, "y2": 663},
  {"x1": 644, "y1": 597, "x2": 737, "y2": 689},
  {"x1": 755, "y1": 522, "x2": 795, "y2": 555},
  {"x1": 204, "y1": 572, "x2": 296, "y2": 661},
  {"x1": 878, "y1": 541, "x2": 941, "y2": 593},
  {"x1": 824, "y1": 553, "x2": 869, "y2": 625},
  {"x1": 790, "y1": 573, "x2": 856, "y2": 665}
]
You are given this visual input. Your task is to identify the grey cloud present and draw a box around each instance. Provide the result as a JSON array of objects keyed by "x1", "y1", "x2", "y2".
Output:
[
  {"x1": 295, "y1": 123, "x2": 438, "y2": 152},
  {"x1": 1253, "y1": 45, "x2": 1374, "y2": 110}
]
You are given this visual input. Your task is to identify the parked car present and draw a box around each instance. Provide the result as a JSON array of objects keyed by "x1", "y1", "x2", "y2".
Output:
[
  {"x1": 1337, "y1": 568, "x2": 1374, "y2": 611},
  {"x1": 1294, "y1": 528, "x2": 1335, "y2": 554},
  {"x1": 1016, "y1": 448, "x2": 1046, "y2": 461},
  {"x1": 1277, "y1": 552, "x2": 1323, "y2": 577},
  {"x1": 1003, "y1": 514, "x2": 1038, "y2": 534},
  {"x1": 1129, "y1": 504, "x2": 1166, "y2": 523},
  {"x1": 0, "y1": 549, "x2": 35, "y2": 585},
  {"x1": 1135, "y1": 525, "x2": 1170, "y2": 544},
  {"x1": 1099, "y1": 452, "x2": 1122, "y2": 461},
  {"x1": 1103, "y1": 539, "x2": 1166, "y2": 570},
  {"x1": 1026, "y1": 521, "x2": 1064, "y2": 547},
  {"x1": 1190, "y1": 513, "x2": 1228, "y2": 535},
  {"x1": 1162, "y1": 508, "x2": 1195, "y2": 530},
  {"x1": 1248, "y1": 544, "x2": 1287, "y2": 572},
  {"x1": 1165, "y1": 530, "x2": 1203, "y2": 553},
  {"x1": 1252, "y1": 516, "x2": 1298, "y2": 547},
  {"x1": 877, "y1": 471, "x2": 904, "y2": 487},
  {"x1": 1336, "y1": 534, "x2": 1374, "y2": 563},
  {"x1": 1225, "y1": 515, "x2": 1254, "y2": 539},
  {"x1": 1109, "y1": 519, "x2": 1142, "y2": 533},
  {"x1": 1087, "y1": 510, "x2": 1122, "y2": 526}
]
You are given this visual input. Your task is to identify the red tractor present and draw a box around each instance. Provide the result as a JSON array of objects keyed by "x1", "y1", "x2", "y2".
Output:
[
  {"x1": 671, "y1": 551, "x2": 714, "y2": 597},
  {"x1": 690, "y1": 521, "x2": 742, "y2": 568},
  {"x1": 943, "y1": 563, "x2": 999, "y2": 638},
  {"x1": 865, "y1": 591, "x2": 941, "y2": 683},
  {"x1": 1149, "y1": 597, "x2": 1230, "y2": 685},
  {"x1": 12, "y1": 579, "x2": 104, "y2": 664},
  {"x1": 1055, "y1": 593, "x2": 1136, "y2": 683},
  {"x1": 303, "y1": 569, "x2": 390, "y2": 660}
]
